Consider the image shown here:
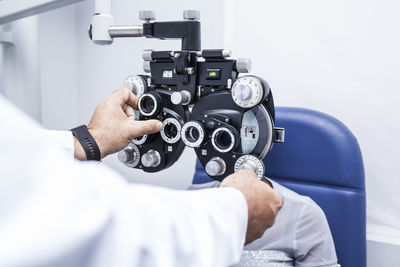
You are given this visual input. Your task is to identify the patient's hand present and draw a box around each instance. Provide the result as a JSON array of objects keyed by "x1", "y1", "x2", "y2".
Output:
[{"x1": 220, "y1": 170, "x2": 283, "y2": 244}]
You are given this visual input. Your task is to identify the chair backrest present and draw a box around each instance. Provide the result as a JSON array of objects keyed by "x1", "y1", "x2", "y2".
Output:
[{"x1": 192, "y1": 107, "x2": 366, "y2": 267}]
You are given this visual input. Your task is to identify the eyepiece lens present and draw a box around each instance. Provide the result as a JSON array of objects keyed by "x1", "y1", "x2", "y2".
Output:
[
  {"x1": 141, "y1": 95, "x2": 155, "y2": 114},
  {"x1": 187, "y1": 127, "x2": 200, "y2": 142},
  {"x1": 215, "y1": 130, "x2": 232, "y2": 150},
  {"x1": 164, "y1": 122, "x2": 178, "y2": 139}
]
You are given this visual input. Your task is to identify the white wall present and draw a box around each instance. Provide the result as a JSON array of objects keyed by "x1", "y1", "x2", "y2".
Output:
[
  {"x1": 38, "y1": 4, "x2": 78, "y2": 129},
  {"x1": 224, "y1": 0, "x2": 400, "y2": 248},
  {"x1": 0, "y1": 17, "x2": 41, "y2": 121}
]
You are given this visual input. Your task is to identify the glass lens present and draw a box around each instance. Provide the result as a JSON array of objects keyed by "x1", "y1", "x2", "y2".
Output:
[
  {"x1": 141, "y1": 96, "x2": 155, "y2": 114},
  {"x1": 187, "y1": 127, "x2": 200, "y2": 142}
]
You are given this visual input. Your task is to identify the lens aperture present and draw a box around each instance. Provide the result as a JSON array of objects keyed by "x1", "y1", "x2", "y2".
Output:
[
  {"x1": 211, "y1": 127, "x2": 237, "y2": 153},
  {"x1": 141, "y1": 96, "x2": 155, "y2": 114},
  {"x1": 138, "y1": 93, "x2": 161, "y2": 117},
  {"x1": 160, "y1": 118, "x2": 182, "y2": 144},
  {"x1": 181, "y1": 121, "x2": 205, "y2": 148},
  {"x1": 187, "y1": 127, "x2": 200, "y2": 142}
]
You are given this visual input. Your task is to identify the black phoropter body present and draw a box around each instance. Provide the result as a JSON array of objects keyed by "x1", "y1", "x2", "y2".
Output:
[{"x1": 118, "y1": 10, "x2": 285, "y2": 181}]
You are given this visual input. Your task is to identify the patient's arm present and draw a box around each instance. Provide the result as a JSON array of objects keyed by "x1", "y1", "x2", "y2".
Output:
[
  {"x1": 188, "y1": 179, "x2": 338, "y2": 266},
  {"x1": 293, "y1": 200, "x2": 337, "y2": 266}
]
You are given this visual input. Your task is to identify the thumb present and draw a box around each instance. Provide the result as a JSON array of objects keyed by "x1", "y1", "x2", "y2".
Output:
[{"x1": 126, "y1": 119, "x2": 163, "y2": 139}]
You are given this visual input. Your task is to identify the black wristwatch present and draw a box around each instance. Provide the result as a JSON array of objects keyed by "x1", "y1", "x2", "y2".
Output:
[{"x1": 70, "y1": 125, "x2": 101, "y2": 161}]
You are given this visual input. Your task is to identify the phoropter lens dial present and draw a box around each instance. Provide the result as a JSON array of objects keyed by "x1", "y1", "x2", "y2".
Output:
[
  {"x1": 123, "y1": 75, "x2": 147, "y2": 98},
  {"x1": 138, "y1": 92, "x2": 162, "y2": 117},
  {"x1": 231, "y1": 76, "x2": 269, "y2": 108},
  {"x1": 211, "y1": 126, "x2": 239, "y2": 153},
  {"x1": 234, "y1": 154, "x2": 265, "y2": 180},
  {"x1": 181, "y1": 121, "x2": 205, "y2": 148},
  {"x1": 132, "y1": 134, "x2": 148, "y2": 145},
  {"x1": 160, "y1": 118, "x2": 182, "y2": 144}
]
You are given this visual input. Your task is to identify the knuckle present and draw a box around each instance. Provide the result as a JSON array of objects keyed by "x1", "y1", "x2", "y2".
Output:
[
  {"x1": 145, "y1": 123, "x2": 155, "y2": 132},
  {"x1": 121, "y1": 87, "x2": 131, "y2": 95}
]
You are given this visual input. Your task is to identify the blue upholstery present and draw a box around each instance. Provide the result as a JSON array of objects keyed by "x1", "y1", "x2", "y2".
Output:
[{"x1": 192, "y1": 107, "x2": 366, "y2": 267}]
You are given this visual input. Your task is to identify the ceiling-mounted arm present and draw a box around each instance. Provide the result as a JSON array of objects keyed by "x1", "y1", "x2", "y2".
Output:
[{"x1": 90, "y1": 7, "x2": 145, "y2": 45}]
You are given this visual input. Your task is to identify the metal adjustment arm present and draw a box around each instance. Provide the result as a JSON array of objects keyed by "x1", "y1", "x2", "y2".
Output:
[
  {"x1": 90, "y1": 5, "x2": 148, "y2": 44},
  {"x1": 142, "y1": 10, "x2": 201, "y2": 51},
  {"x1": 90, "y1": 8, "x2": 201, "y2": 51},
  {"x1": 108, "y1": 10, "x2": 153, "y2": 38}
]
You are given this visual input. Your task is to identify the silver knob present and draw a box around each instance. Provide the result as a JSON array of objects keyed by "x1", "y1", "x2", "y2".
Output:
[
  {"x1": 234, "y1": 155, "x2": 265, "y2": 179},
  {"x1": 118, "y1": 145, "x2": 140, "y2": 168},
  {"x1": 171, "y1": 90, "x2": 191, "y2": 105},
  {"x1": 118, "y1": 146, "x2": 136, "y2": 164},
  {"x1": 142, "y1": 49, "x2": 153, "y2": 61},
  {"x1": 222, "y1": 49, "x2": 231, "y2": 58},
  {"x1": 183, "y1": 10, "x2": 200, "y2": 21},
  {"x1": 205, "y1": 157, "x2": 226, "y2": 176},
  {"x1": 141, "y1": 149, "x2": 161, "y2": 168},
  {"x1": 236, "y1": 84, "x2": 252, "y2": 101},
  {"x1": 143, "y1": 61, "x2": 151, "y2": 73},
  {"x1": 139, "y1": 10, "x2": 156, "y2": 22},
  {"x1": 238, "y1": 160, "x2": 258, "y2": 173},
  {"x1": 235, "y1": 58, "x2": 252, "y2": 73},
  {"x1": 123, "y1": 75, "x2": 147, "y2": 98}
]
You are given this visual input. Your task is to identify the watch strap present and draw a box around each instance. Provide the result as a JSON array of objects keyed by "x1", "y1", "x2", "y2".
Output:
[{"x1": 70, "y1": 125, "x2": 101, "y2": 161}]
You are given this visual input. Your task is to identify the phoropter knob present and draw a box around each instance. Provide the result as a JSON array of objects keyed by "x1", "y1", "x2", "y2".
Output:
[
  {"x1": 142, "y1": 49, "x2": 153, "y2": 61},
  {"x1": 139, "y1": 10, "x2": 156, "y2": 22},
  {"x1": 118, "y1": 145, "x2": 140, "y2": 168},
  {"x1": 205, "y1": 157, "x2": 226, "y2": 176},
  {"x1": 141, "y1": 149, "x2": 161, "y2": 168},
  {"x1": 234, "y1": 154, "x2": 265, "y2": 179},
  {"x1": 231, "y1": 76, "x2": 269, "y2": 108},
  {"x1": 183, "y1": 10, "x2": 200, "y2": 21},
  {"x1": 143, "y1": 61, "x2": 151, "y2": 73},
  {"x1": 171, "y1": 90, "x2": 191, "y2": 105},
  {"x1": 123, "y1": 75, "x2": 147, "y2": 98},
  {"x1": 235, "y1": 58, "x2": 252, "y2": 73}
]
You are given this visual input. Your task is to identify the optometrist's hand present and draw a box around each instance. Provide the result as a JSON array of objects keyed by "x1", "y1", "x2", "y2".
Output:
[
  {"x1": 220, "y1": 170, "x2": 283, "y2": 245},
  {"x1": 74, "y1": 88, "x2": 163, "y2": 160}
]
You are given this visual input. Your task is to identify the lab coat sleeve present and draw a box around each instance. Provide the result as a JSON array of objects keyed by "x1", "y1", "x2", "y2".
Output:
[
  {"x1": 0, "y1": 153, "x2": 248, "y2": 267},
  {"x1": 36, "y1": 129, "x2": 75, "y2": 157},
  {"x1": 0, "y1": 95, "x2": 248, "y2": 267},
  {"x1": 0, "y1": 96, "x2": 247, "y2": 267}
]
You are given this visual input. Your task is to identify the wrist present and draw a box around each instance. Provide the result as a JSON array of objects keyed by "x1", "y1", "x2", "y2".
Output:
[
  {"x1": 86, "y1": 126, "x2": 106, "y2": 158},
  {"x1": 73, "y1": 135, "x2": 87, "y2": 160},
  {"x1": 70, "y1": 125, "x2": 102, "y2": 161}
]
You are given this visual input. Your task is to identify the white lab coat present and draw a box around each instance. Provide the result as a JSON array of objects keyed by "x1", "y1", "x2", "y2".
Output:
[{"x1": 0, "y1": 95, "x2": 248, "y2": 267}]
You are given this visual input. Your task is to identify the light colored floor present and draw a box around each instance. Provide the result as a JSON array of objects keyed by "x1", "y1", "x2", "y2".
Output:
[{"x1": 367, "y1": 240, "x2": 400, "y2": 267}]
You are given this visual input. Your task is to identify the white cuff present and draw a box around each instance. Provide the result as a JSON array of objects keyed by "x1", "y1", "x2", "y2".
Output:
[{"x1": 36, "y1": 129, "x2": 75, "y2": 158}]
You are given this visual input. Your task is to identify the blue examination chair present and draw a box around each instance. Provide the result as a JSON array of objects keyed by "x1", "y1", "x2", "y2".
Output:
[{"x1": 193, "y1": 107, "x2": 366, "y2": 267}]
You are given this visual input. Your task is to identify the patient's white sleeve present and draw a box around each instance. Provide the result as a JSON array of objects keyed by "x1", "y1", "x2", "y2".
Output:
[{"x1": 0, "y1": 96, "x2": 248, "y2": 267}]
